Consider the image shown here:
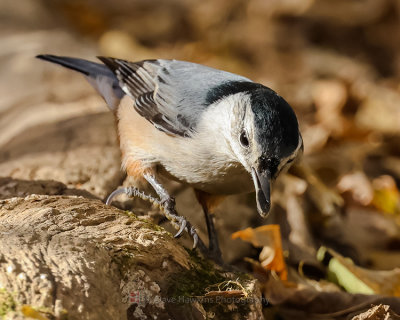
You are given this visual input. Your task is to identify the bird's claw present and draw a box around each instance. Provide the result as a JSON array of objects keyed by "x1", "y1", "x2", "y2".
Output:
[
  {"x1": 190, "y1": 226, "x2": 199, "y2": 249},
  {"x1": 173, "y1": 216, "x2": 187, "y2": 238},
  {"x1": 172, "y1": 216, "x2": 199, "y2": 249},
  {"x1": 106, "y1": 187, "x2": 128, "y2": 205}
]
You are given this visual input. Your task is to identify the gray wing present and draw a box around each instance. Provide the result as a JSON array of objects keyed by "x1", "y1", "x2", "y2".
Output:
[{"x1": 98, "y1": 57, "x2": 250, "y2": 137}]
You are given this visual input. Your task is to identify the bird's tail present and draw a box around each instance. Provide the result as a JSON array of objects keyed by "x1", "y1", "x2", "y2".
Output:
[{"x1": 36, "y1": 54, "x2": 124, "y2": 110}]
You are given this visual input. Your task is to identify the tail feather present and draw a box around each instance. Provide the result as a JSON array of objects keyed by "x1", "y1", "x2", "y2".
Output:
[{"x1": 36, "y1": 54, "x2": 124, "y2": 110}]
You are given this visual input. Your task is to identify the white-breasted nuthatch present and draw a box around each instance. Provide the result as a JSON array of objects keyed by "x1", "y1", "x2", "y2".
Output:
[{"x1": 36, "y1": 54, "x2": 303, "y2": 262}]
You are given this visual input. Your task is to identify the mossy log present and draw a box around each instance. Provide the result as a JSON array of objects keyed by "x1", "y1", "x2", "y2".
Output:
[{"x1": 0, "y1": 190, "x2": 263, "y2": 320}]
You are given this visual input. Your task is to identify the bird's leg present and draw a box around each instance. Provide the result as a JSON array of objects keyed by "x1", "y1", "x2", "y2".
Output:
[
  {"x1": 194, "y1": 190, "x2": 224, "y2": 264},
  {"x1": 202, "y1": 204, "x2": 223, "y2": 264}
]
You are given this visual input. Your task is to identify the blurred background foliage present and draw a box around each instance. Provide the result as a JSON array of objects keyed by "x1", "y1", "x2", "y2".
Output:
[{"x1": 1, "y1": 0, "x2": 400, "y2": 317}]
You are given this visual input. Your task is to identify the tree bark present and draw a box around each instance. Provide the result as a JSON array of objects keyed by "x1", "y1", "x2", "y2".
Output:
[{"x1": 0, "y1": 188, "x2": 263, "y2": 320}]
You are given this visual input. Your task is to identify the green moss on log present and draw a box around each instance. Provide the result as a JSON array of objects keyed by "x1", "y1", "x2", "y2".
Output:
[{"x1": 0, "y1": 289, "x2": 16, "y2": 317}]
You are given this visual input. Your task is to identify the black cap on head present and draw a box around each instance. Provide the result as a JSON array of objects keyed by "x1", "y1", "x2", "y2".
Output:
[{"x1": 249, "y1": 86, "x2": 299, "y2": 163}]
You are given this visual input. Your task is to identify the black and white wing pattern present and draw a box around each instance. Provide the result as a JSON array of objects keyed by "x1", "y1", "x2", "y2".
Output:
[{"x1": 98, "y1": 57, "x2": 250, "y2": 137}]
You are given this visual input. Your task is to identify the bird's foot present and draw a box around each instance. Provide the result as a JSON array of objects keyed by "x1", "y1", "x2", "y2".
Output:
[
  {"x1": 106, "y1": 187, "x2": 224, "y2": 265},
  {"x1": 159, "y1": 196, "x2": 200, "y2": 247},
  {"x1": 106, "y1": 186, "x2": 204, "y2": 250},
  {"x1": 158, "y1": 197, "x2": 225, "y2": 264}
]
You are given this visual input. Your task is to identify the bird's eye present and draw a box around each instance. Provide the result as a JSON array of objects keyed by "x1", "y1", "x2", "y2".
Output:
[{"x1": 239, "y1": 131, "x2": 249, "y2": 148}]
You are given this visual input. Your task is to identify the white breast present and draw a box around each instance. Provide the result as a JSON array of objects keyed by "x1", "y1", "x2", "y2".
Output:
[{"x1": 117, "y1": 95, "x2": 254, "y2": 195}]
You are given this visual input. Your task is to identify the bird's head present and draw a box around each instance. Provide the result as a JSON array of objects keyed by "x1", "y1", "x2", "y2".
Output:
[{"x1": 228, "y1": 84, "x2": 303, "y2": 217}]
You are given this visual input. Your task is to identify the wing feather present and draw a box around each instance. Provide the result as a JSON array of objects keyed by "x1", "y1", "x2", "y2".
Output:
[{"x1": 98, "y1": 57, "x2": 251, "y2": 137}]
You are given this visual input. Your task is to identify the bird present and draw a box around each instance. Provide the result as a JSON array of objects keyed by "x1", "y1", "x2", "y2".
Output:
[{"x1": 36, "y1": 54, "x2": 303, "y2": 263}]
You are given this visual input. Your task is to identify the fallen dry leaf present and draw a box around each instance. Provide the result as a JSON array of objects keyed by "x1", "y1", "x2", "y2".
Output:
[
  {"x1": 337, "y1": 171, "x2": 374, "y2": 206},
  {"x1": 232, "y1": 225, "x2": 287, "y2": 280},
  {"x1": 21, "y1": 305, "x2": 49, "y2": 320},
  {"x1": 262, "y1": 270, "x2": 400, "y2": 320},
  {"x1": 372, "y1": 175, "x2": 400, "y2": 216},
  {"x1": 351, "y1": 304, "x2": 400, "y2": 320}
]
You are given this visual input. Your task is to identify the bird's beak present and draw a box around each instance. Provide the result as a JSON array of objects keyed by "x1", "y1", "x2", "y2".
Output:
[{"x1": 251, "y1": 163, "x2": 271, "y2": 218}]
